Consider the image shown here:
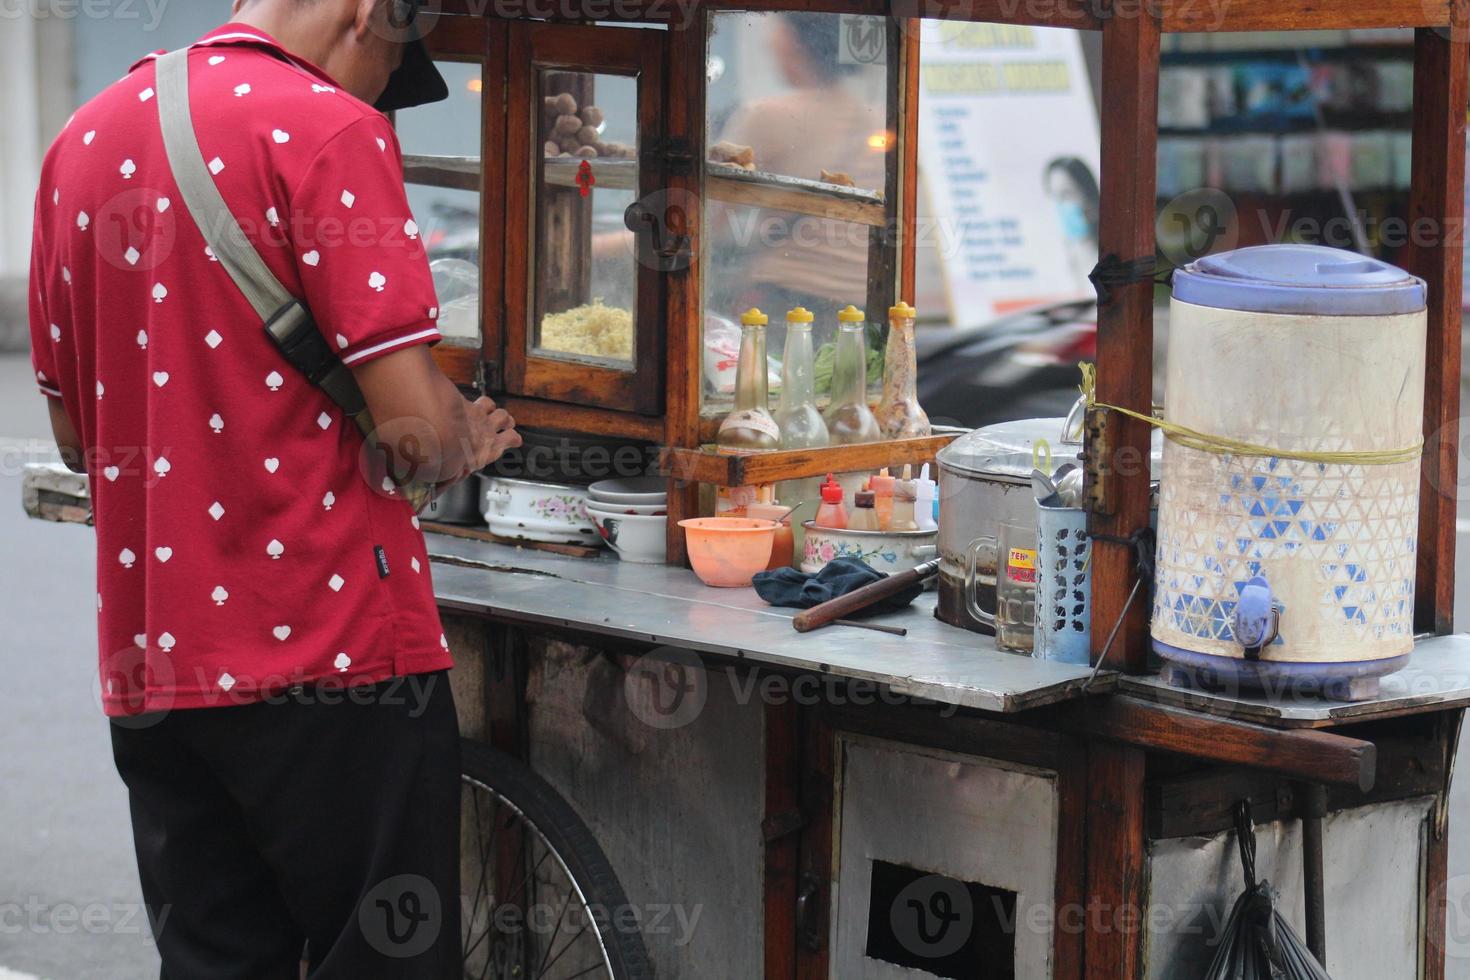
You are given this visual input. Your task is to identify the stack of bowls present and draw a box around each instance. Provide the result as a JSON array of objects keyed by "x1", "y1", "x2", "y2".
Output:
[{"x1": 586, "y1": 478, "x2": 668, "y2": 564}]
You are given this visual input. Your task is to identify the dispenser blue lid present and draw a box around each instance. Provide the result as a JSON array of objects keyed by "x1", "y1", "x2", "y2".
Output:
[{"x1": 1172, "y1": 244, "x2": 1426, "y2": 316}]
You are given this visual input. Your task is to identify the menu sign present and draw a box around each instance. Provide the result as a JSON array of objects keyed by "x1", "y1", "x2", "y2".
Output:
[{"x1": 916, "y1": 22, "x2": 1101, "y2": 326}]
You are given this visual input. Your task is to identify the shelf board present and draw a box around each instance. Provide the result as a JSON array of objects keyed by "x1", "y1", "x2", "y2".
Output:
[
  {"x1": 544, "y1": 155, "x2": 639, "y2": 190},
  {"x1": 705, "y1": 162, "x2": 886, "y2": 227},
  {"x1": 406, "y1": 154, "x2": 886, "y2": 227},
  {"x1": 403, "y1": 154, "x2": 483, "y2": 192},
  {"x1": 660, "y1": 432, "x2": 959, "y2": 487}
]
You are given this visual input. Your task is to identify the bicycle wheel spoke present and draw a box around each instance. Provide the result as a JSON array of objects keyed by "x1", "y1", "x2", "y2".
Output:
[
  {"x1": 556, "y1": 960, "x2": 613, "y2": 980},
  {"x1": 532, "y1": 887, "x2": 574, "y2": 978},
  {"x1": 536, "y1": 889, "x2": 598, "y2": 980},
  {"x1": 463, "y1": 787, "x2": 499, "y2": 961}
]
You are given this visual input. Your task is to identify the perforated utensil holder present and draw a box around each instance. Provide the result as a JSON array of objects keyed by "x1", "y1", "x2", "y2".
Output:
[{"x1": 1036, "y1": 503, "x2": 1091, "y2": 664}]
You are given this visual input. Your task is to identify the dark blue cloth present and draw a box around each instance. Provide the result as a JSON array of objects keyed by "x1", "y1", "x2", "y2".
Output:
[{"x1": 752, "y1": 558, "x2": 923, "y2": 614}]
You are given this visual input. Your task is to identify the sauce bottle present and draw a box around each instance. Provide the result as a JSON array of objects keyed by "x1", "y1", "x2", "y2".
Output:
[
  {"x1": 848, "y1": 489, "x2": 881, "y2": 531},
  {"x1": 890, "y1": 464, "x2": 920, "y2": 532},
  {"x1": 716, "y1": 308, "x2": 780, "y2": 514},
  {"x1": 814, "y1": 474, "x2": 848, "y2": 530},
  {"x1": 875, "y1": 301, "x2": 932, "y2": 439},
  {"x1": 914, "y1": 463, "x2": 937, "y2": 532},
  {"x1": 869, "y1": 467, "x2": 896, "y2": 531}
]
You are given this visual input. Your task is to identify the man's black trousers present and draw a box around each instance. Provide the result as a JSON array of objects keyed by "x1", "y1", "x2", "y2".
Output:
[{"x1": 110, "y1": 671, "x2": 461, "y2": 979}]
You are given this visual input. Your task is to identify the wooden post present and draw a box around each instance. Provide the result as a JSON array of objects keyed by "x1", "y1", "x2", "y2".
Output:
[
  {"x1": 1083, "y1": 742, "x2": 1147, "y2": 977},
  {"x1": 1406, "y1": 21, "x2": 1468, "y2": 636},
  {"x1": 664, "y1": 7, "x2": 707, "y2": 566},
  {"x1": 1089, "y1": 6, "x2": 1161, "y2": 673},
  {"x1": 898, "y1": 18, "x2": 921, "y2": 307}
]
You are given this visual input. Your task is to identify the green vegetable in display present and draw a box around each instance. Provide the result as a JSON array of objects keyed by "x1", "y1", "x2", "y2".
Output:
[{"x1": 812, "y1": 341, "x2": 883, "y2": 397}]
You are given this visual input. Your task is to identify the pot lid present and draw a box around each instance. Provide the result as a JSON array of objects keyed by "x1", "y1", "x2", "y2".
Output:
[
  {"x1": 1172, "y1": 244, "x2": 1426, "y2": 316},
  {"x1": 938, "y1": 415, "x2": 1162, "y2": 480}
]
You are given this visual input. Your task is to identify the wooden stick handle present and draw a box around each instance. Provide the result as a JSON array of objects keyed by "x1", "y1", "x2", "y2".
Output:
[{"x1": 792, "y1": 559, "x2": 940, "y2": 633}]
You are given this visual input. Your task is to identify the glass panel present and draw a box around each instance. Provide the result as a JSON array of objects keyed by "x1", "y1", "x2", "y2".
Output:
[
  {"x1": 531, "y1": 69, "x2": 640, "y2": 368},
  {"x1": 703, "y1": 11, "x2": 891, "y2": 414},
  {"x1": 397, "y1": 61, "x2": 483, "y2": 343}
]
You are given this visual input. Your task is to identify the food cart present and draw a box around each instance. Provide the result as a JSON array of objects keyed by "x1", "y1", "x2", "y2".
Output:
[{"x1": 22, "y1": 0, "x2": 1470, "y2": 977}]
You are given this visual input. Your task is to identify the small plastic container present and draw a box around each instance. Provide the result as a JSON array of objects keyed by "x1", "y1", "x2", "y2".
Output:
[
  {"x1": 814, "y1": 474, "x2": 848, "y2": 529},
  {"x1": 747, "y1": 500, "x2": 796, "y2": 570},
  {"x1": 914, "y1": 464, "x2": 937, "y2": 532},
  {"x1": 890, "y1": 466, "x2": 920, "y2": 532},
  {"x1": 1035, "y1": 503, "x2": 1091, "y2": 665},
  {"x1": 848, "y1": 490, "x2": 880, "y2": 531},
  {"x1": 869, "y1": 468, "x2": 896, "y2": 530}
]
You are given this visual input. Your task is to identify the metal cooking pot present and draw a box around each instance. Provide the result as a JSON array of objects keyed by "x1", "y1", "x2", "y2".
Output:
[
  {"x1": 934, "y1": 401, "x2": 1161, "y2": 634},
  {"x1": 419, "y1": 474, "x2": 486, "y2": 525}
]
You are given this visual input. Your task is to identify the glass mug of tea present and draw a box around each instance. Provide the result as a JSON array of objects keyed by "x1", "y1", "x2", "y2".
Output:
[{"x1": 963, "y1": 522, "x2": 1038, "y2": 653}]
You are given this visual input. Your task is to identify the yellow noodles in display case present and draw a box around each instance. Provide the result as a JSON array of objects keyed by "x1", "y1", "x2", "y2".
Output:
[{"x1": 539, "y1": 300, "x2": 634, "y2": 360}]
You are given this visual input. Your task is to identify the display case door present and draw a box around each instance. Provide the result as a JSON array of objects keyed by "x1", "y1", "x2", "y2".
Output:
[{"x1": 504, "y1": 22, "x2": 667, "y2": 416}]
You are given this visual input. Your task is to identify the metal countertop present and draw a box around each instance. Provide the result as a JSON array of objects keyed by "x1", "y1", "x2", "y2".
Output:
[
  {"x1": 424, "y1": 534, "x2": 1113, "y2": 714},
  {"x1": 427, "y1": 534, "x2": 1470, "y2": 727}
]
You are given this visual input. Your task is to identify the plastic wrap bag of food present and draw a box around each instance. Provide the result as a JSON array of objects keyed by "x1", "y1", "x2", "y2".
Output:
[{"x1": 703, "y1": 311, "x2": 780, "y2": 396}]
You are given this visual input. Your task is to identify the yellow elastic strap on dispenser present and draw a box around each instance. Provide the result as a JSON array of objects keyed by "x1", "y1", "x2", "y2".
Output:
[{"x1": 1077, "y1": 363, "x2": 1422, "y2": 467}]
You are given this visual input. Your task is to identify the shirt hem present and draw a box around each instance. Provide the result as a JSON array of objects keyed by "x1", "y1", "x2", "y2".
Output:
[
  {"x1": 100, "y1": 648, "x2": 454, "y2": 717},
  {"x1": 37, "y1": 384, "x2": 63, "y2": 398}
]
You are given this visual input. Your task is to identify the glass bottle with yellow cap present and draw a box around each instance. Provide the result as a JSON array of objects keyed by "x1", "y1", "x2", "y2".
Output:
[
  {"x1": 716, "y1": 308, "x2": 781, "y2": 513},
  {"x1": 775, "y1": 306, "x2": 828, "y2": 520},
  {"x1": 718, "y1": 308, "x2": 781, "y2": 454},
  {"x1": 823, "y1": 305, "x2": 881, "y2": 447},
  {"x1": 875, "y1": 300, "x2": 931, "y2": 439},
  {"x1": 775, "y1": 307, "x2": 829, "y2": 454}
]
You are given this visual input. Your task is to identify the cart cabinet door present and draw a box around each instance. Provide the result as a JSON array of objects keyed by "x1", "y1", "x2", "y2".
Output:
[
  {"x1": 832, "y1": 736, "x2": 1060, "y2": 979},
  {"x1": 504, "y1": 22, "x2": 667, "y2": 416},
  {"x1": 400, "y1": 14, "x2": 498, "y2": 389}
]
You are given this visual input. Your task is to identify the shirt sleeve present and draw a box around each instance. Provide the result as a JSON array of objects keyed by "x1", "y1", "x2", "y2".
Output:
[
  {"x1": 288, "y1": 115, "x2": 442, "y2": 367},
  {"x1": 28, "y1": 192, "x2": 63, "y2": 399}
]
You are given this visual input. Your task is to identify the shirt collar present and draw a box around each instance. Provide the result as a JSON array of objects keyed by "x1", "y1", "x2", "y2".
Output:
[{"x1": 129, "y1": 24, "x2": 342, "y2": 90}]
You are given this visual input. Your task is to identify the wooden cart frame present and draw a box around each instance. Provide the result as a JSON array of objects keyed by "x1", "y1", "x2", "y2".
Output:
[{"x1": 411, "y1": 2, "x2": 1468, "y2": 975}]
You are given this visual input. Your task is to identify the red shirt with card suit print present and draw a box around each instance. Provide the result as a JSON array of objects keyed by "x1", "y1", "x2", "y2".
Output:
[{"x1": 28, "y1": 26, "x2": 454, "y2": 716}]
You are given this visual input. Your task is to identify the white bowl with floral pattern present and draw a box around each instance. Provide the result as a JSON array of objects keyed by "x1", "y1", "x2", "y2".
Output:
[
  {"x1": 799, "y1": 522, "x2": 937, "y2": 577},
  {"x1": 482, "y1": 477, "x2": 601, "y2": 546}
]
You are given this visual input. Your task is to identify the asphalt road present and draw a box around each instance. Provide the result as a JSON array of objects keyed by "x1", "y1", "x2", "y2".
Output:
[
  {"x1": 0, "y1": 356, "x2": 157, "y2": 980},
  {"x1": 3, "y1": 350, "x2": 1470, "y2": 978}
]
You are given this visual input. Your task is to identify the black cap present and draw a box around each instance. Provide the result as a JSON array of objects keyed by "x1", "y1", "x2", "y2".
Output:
[{"x1": 374, "y1": 1, "x2": 448, "y2": 113}]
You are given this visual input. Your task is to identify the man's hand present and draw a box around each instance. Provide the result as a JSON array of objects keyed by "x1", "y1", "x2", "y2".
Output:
[
  {"x1": 456, "y1": 396, "x2": 522, "y2": 480},
  {"x1": 353, "y1": 346, "x2": 519, "y2": 487}
]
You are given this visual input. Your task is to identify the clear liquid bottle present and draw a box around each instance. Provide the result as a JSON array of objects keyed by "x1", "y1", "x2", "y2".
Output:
[
  {"x1": 875, "y1": 301, "x2": 931, "y2": 439},
  {"x1": 716, "y1": 308, "x2": 780, "y2": 513},
  {"x1": 775, "y1": 306, "x2": 829, "y2": 513},
  {"x1": 823, "y1": 306, "x2": 881, "y2": 446},
  {"x1": 824, "y1": 305, "x2": 881, "y2": 502}
]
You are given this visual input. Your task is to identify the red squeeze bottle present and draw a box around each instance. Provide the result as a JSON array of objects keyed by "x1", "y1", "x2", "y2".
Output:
[{"x1": 814, "y1": 474, "x2": 848, "y2": 529}]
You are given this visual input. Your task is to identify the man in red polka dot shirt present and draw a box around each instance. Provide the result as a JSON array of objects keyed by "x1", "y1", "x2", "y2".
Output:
[{"x1": 29, "y1": 1, "x2": 520, "y2": 975}]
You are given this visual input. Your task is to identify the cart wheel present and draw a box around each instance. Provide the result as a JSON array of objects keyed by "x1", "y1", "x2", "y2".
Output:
[{"x1": 459, "y1": 738, "x2": 654, "y2": 980}]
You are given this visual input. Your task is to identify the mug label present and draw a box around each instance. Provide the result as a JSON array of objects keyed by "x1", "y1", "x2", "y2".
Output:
[{"x1": 1006, "y1": 547, "x2": 1037, "y2": 584}]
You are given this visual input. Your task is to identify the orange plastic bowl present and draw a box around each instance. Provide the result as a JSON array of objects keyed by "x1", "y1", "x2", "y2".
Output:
[{"x1": 678, "y1": 518, "x2": 778, "y2": 588}]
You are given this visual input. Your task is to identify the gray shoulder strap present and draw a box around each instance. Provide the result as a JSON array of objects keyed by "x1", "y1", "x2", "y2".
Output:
[{"x1": 154, "y1": 48, "x2": 291, "y2": 324}]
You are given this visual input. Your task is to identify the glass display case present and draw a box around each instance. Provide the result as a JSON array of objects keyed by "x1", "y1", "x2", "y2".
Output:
[
  {"x1": 414, "y1": 9, "x2": 945, "y2": 559},
  {"x1": 701, "y1": 10, "x2": 896, "y2": 421},
  {"x1": 505, "y1": 22, "x2": 667, "y2": 416},
  {"x1": 398, "y1": 16, "x2": 495, "y2": 385}
]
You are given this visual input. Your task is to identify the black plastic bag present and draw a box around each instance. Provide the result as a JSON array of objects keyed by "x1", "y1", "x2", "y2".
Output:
[{"x1": 1203, "y1": 802, "x2": 1332, "y2": 980}]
